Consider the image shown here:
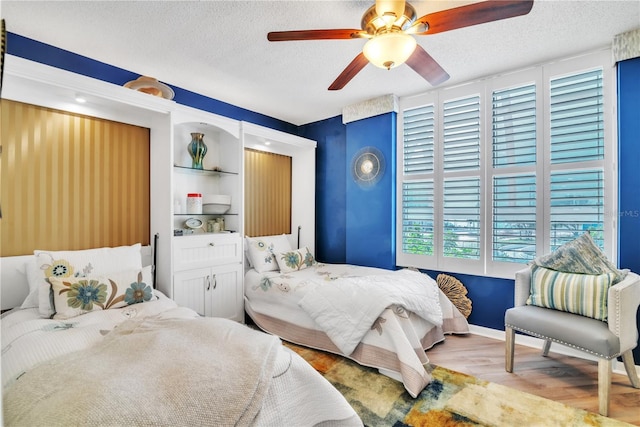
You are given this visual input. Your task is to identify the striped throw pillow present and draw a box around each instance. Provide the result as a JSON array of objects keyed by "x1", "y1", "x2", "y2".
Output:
[{"x1": 527, "y1": 266, "x2": 616, "y2": 321}]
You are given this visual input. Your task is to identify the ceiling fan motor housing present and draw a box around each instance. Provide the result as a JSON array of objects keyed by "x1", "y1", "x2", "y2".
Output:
[{"x1": 361, "y1": 3, "x2": 418, "y2": 35}]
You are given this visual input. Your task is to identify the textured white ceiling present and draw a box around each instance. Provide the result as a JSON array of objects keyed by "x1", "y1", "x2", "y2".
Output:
[{"x1": 2, "y1": 0, "x2": 639, "y2": 126}]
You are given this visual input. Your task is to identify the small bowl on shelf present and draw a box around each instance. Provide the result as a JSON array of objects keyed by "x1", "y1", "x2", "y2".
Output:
[
  {"x1": 203, "y1": 194, "x2": 231, "y2": 214},
  {"x1": 203, "y1": 203, "x2": 230, "y2": 214}
]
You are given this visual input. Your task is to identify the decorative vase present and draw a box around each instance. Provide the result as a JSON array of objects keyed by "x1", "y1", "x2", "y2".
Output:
[{"x1": 188, "y1": 132, "x2": 207, "y2": 169}]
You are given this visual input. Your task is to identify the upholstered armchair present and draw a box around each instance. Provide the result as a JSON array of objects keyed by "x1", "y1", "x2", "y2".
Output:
[{"x1": 505, "y1": 266, "x2": 640, "y2": 416}]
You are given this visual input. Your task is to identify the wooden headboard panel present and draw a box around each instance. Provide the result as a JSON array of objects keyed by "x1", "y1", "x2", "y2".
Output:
[{"x1": 0, "y1": 246, "x2": 153, "y2": 311}]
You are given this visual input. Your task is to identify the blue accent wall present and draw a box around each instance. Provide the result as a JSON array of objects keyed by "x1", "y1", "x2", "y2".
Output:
[
  {"x1": 617, "y1": 58, "x2": 640, "y2": 272},
  {"x1": 299, "y1": 117, "x2": 348, "y2": 263},
  {"x1": 345, "y1": 113, "x2": 396, "y2": 270},
  {"x1": 617, "y1": 57, "x2": 640, "y2": 363}
]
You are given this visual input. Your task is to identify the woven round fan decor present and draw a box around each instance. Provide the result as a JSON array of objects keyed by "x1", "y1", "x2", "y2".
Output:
[{"x1": 436, "y1": 273, "x2": 472, "y2": 319}]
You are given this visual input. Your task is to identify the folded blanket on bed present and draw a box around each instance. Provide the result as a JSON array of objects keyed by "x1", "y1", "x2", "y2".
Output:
[
  {"x1": 3, "y1": 315, "x2": 281, "y2": 426},
  {"x1": 299, "y1": 269, "x2": 442, "y2": 355}
]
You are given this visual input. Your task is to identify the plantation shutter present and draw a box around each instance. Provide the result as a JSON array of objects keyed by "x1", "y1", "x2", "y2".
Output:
[
  {"x1": 442, "y1": 96, "x2": 481, "y2": 259},
  {"x1": 550, "y1": 69, "x2": 604, "y2": 163},
  {"x1": 401, "y1": 181, "x2": 434, "y2": 255},
  {"x1": 492, "y1": 175, "x2": 537, "y2": 262},
  {"x1": 403, "y1": 105, "x2": 435, "y2": 174},
  {"x1": 443, "y1": 178, "x2": 480, "y2": 259},
  {"x1": 550, "y1": 170, "x2": 604, "y2": 249},
  {"x1": 492, "y1": 84, "x2": 536, "y2": 167},
  {"x1": 443, "y1": 96, "x2": 480, "y2": 171},
  {"x1": 491, "y1": 84, "x2": 537, "y2": 263},
  {"x1": 549, "y1": 69, "x2": 605, "y2": 250},
  {"x1": 401, "y1": 104, "x2": 435, "y2": 255}
]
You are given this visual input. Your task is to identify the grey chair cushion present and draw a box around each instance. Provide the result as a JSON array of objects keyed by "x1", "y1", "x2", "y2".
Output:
[{"x1": 505, "y1": 305, "x2": 620, "y2": 358}]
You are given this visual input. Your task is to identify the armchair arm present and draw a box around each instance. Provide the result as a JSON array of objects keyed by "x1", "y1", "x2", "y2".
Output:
[
  {"x1": 608, "y1": 272, "x2": 640, "y2": 353},
  {"x1": 514, "y1": 267, "x2": 533, "y2": 307}
]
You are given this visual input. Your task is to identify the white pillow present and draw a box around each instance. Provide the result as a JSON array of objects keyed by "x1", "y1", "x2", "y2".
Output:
[
  {"x1": 19, "y1": 260, "x2": 40, "y2": 309},
  {"x1": 28, "y1": 244, "x2": 143, "y2": 318},
  {"x1": 245, "y1": 235, "x2": 292, "y2": 273},
  {"x1": 50, "y1": 266, "x2": 154, "y2": 320}
]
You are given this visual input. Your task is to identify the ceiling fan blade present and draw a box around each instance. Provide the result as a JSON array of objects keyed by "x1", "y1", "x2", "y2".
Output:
[
  {"x1": 413, "y1": 0, "x2": 534, "y2": 35},
  {"x1": 405, "y1": 45, "x2": 450, "y2": 86},
  {"x1": 267, "y1": 29, "x2": 367, "y2": 42},
  {"x1": 328, "y1": 53, "x2": 369, "y2": 91}
]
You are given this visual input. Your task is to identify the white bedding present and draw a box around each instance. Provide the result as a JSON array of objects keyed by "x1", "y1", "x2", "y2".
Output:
[
  {"x1": 299, "y1": 269, "x2": 443, "y2": 355},
  {"x1": 244, "y1": 263, "x2": 470, "y2": 398},
  {"x1": 2, "y1": 291, "x2": 363, "y2": 426}
]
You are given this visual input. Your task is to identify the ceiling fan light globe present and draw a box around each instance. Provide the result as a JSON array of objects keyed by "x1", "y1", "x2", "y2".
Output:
[{"x1": 363, "y1": 32, "x2": 417, "y2": 70}]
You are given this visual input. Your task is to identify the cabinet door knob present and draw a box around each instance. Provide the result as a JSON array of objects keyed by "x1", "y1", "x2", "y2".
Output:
[
  {"x1": 212, "y1": 274, "x2": 217, "y2": 289},
  {"x1": 209, "y1": 242, "x2": 215, "y2": 246},
  {"x1": 206, "y1": 275, "x2": 211, "y2": 291}
]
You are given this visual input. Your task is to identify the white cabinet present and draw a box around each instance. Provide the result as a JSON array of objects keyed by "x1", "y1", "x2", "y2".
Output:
[
  {"x1": 172, "y1": 233, "x2": 244, "y2": 322},
  {"x1": 166, "y1": 105, "x2": 244, "y2": 323}
]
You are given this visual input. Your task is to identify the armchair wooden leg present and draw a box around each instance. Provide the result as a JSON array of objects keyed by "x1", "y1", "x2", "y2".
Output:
[
  {"x1": 505, "y1": 326, "x2": 515, "y2": 373},
  {"x1": 597, "y1": 358, "x2": 612, "y2": 417},
  {"x1": 621, "y1": 350, "x2": 640, "y2": 388},
  {"x1": 542, "y1": 339, "x2": 552, "y2": 357}
]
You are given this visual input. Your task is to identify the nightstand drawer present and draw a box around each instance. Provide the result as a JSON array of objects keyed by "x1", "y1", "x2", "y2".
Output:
[{"x1": 173, "y1": 233, "x2": 242, "y2": 271}]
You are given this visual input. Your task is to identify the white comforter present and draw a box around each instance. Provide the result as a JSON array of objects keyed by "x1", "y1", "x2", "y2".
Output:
[
  {"x1": 2, "y1": 292, "x2": 189, "y2": 389},
  {"x1": 299, "y1": 269, "x2": 443, "y2": 355},
  {"x1": 1, "y1": 292, "x2": 363, "y2": 426}
]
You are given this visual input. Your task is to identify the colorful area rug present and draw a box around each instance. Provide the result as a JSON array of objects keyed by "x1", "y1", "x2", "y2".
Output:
[{"x1": 284, "y1": 342, "x2": 632, "y2": 427}]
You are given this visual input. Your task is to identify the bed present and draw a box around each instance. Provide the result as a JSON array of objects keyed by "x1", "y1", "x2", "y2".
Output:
[
  {"x1": 1, "y1": 244, "x2": 363, "y2": 426},
  {"x1": 243, "y1": 235, "x2": 470, "y2": 398}
]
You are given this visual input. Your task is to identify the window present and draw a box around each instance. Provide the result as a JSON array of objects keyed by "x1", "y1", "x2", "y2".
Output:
[{"x1": 397, "y1": 50, "x2": 615, "y2": 279}]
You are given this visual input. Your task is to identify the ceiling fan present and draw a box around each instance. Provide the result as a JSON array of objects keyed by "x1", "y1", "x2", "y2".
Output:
[{"x1": 267, "y1": 0, "x2": 534, "y2": 90}]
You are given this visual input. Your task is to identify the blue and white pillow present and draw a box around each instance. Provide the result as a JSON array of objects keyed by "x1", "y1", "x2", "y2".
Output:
[
  {"x1": 245, "y1": 235, "x2": 292, "y2": 273},
  {"x1": 533, "y1": 232, "x2": 626, "y2": 284},
  {"x1": 49, "y1": 266, "x2": 154, "y2": 320}
]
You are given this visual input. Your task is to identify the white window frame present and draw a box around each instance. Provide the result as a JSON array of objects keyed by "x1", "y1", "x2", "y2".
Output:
[{"x1": 396, "y1": 49, "x2": 617, "y2": 279}]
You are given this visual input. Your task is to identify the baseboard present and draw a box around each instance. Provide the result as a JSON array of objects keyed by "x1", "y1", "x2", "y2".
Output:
[{"x1": 468, "y1": 324, "x2": 640, "y2": 378}]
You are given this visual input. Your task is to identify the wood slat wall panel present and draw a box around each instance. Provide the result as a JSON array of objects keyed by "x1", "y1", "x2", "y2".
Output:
[
  {"x1": 0, "y1": 99, "x2": 150, "y2": 256},
  {"x1": 244, "y1": 148, "x2": 291, "y2": 237}
]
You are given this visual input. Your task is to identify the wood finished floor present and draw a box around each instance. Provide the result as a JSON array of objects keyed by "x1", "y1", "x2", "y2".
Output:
[{"x1": 426, "y1": 334, "x2": 640, "y2": 425}]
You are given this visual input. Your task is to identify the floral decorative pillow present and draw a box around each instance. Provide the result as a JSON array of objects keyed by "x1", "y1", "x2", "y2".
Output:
[
  {"x1": 49, "y1": 266, "x2": 154, "y2": 320},
  {"x1": 276, "y1": 247, "x2": 316, "y2": 273},
  {"x1": 25, "y1": 244, "x2": 143, "y2": 317},
  {"x1": 245, "y1": 235, "x2": 292, "y2": 273}
]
